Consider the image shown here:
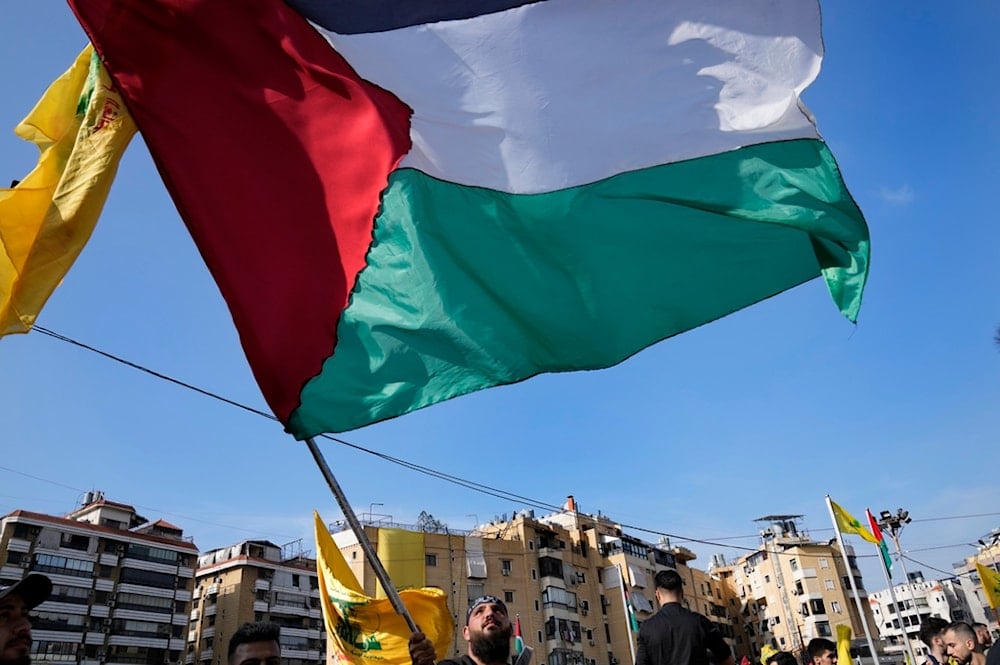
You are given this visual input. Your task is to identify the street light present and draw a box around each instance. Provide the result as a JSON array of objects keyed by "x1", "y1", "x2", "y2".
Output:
[{"x1": 877, "y1": 508, "x2": 918, "y2": 665}]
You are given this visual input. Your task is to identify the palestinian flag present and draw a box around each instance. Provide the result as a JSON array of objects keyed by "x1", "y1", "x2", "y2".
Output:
[
  {"x1": 866, "y1": 508, "x2": 893, "y2": 577},
  {"x1": 68, "y1": 0, "x2": 869, "y2": 438}
]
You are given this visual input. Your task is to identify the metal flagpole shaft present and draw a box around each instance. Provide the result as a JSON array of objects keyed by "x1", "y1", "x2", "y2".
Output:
[
  {"x1": 305, "y1": 437, "x2": 418, "y2": 633},
  {"x1": 887, "y1": 533, "x2": 921, "y2": 665},
  {"x1": 617, "y1": 564, "x2": 637, "y2": 665},
  {"x1": 874, "y1": 549, "x2": 918, "y2": 665},
  {"x1": 825, "y1": 496, "x2": 881, "y2": 665}
]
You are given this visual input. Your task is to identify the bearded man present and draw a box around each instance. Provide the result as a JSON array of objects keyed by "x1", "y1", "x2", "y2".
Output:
[{"x1": 410, "y1": 595, "x2": 513, "y2": 665}]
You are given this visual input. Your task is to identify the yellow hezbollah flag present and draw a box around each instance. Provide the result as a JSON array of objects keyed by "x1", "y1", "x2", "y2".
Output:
[
  {"x1": 975, "y1": 562, "x2": 1000, "y2": 609},
  {"x1": 314, "y1": 512, "x2": 453, "y2": 665},
  {"x1": 837, "y1": 624, "x2": 852, "y2": 665},
  {"x1": 0, "y1": 46, "x2": 135, "y2": 336},
  {"x1": 831, "y1": 500, "x2": 878, "y2": 544},
  {"x1": 760, "y1": 644, "x2": 778, "y2": 665}
]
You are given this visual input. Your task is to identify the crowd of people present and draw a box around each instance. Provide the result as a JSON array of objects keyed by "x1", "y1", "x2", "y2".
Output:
[{"x1": 1, "y1": 570, "x2": 997, "y2": 665}]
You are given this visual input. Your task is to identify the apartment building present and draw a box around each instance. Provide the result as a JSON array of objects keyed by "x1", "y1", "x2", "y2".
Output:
[
  {"x1": 187, "y1": 540, "x2": 324, "y2": 665},
  {"x1": 952, "y1": 529, "x2": 1000, "y2": 642},
  {"x1": 721, "y1": 515, "x2": 879, "y2": 662},
  {"x1": 0, "y1": 493, "x2": 197, "y2": 665},
  {"x1": 869, "y1": 572, "x2": 972, "y2": 660},
  {"x1": 329, "y1": 496, "x2": 736, "y2": 665}
]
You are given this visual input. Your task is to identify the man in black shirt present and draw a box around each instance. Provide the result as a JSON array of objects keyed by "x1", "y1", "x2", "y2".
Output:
[
  {"x1": 635, "y1": 570, "x2": 734, "y2": 665},
  {"x1": 410, "y1": 595, "x2": 513, "y2": 665}
]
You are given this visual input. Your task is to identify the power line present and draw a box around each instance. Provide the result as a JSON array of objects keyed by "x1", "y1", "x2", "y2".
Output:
[{"x1": 26, "y1": 325, "x2": 1000, "y2": 562}]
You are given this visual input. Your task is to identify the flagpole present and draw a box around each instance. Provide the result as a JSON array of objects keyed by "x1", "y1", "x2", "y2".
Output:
[
  {"x1": 824, "y1": 496, "x2": 881, "y2": 665},
  {"x1": 305, "y1": 437, "x2": 418, "y2": 632},
  {"x1": 868, "y1": 532, "x2": 917, "y2": 665},
  {"x1": 617, "y1": 564, "x2": 637, "y2": 665}
]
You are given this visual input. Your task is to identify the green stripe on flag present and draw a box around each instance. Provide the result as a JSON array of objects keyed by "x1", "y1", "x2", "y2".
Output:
[{"x1": 287, "y1": 138, "x2": 868, "y2": 437}]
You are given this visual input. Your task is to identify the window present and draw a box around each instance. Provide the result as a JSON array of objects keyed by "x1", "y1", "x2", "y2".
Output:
[
  {"x1": 810, "y1": 599, "x2": 826, "y2": 615},
  {"x1": 425, "y1": 554, "x2": 438, "y2": 566},
  {"x1": 538, "y1": 557, "x2": 564, "y2": 579},
  {"x1": 33, "y1": 554, "x2": 94, "y2": 578},
  {"x1": 819, "y1": 558, "x2": 829, "y2": 569},
  {"x1": 504, "y1": 591, "x2": 514, "y2": 603},
  {"x1": 125, "y1": 544, "x2": 177, "y2": 564},
  {"x1": 60, "y1": 534, "x2": 90, "y2": 551},
  {"x1": 824, "y1": 579, "x2": 835, "y2": 590},
  {"x1": 120, "y1": 567, "x2": 176, "y2": 589},
  {"x1": 501, "y1": 559, "x2": 512, "y2": 575},
  {"x1": 831, "y1": 601, "x2": 842, "y2": 614},
  {"x1": 29, "y1": 641, "x2": 78, "y2": 662},
  {"x1": 816, "y1": 621, "x2": 832, "y2": 637},
  {"x1": 789, "y1": 559, "x2": 798, "y2": 572},
  {"x1": 542, "y1": 586, "x2": 578, "y2": 609}
]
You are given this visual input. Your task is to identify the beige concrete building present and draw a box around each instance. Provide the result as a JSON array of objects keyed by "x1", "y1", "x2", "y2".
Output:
[
  {"x1": 952, "y1": 529, "x2": 1000, "y2": 643},
  {"x1": 186, "y1": 540, "x2": 325, "y2": 665},
  {"x1": 722, "y1": 515, "x2": 881, "y2": 663},
  {"x1": 330, "y1": 496, "x2": 734, "y2": 665},
  {"x1": 0, "y1": 493, "x2": 197, "y2": 665}
]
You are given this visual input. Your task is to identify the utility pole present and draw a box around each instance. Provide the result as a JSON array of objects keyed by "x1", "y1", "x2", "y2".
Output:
[{"x1": 877, "y1": 509, "x2": 919, "y2": 665}]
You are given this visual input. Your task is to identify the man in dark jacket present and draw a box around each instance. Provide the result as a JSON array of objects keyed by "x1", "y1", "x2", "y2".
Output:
[{"x1": 635, "y1": 570, "x2": 734, "y2": 665}]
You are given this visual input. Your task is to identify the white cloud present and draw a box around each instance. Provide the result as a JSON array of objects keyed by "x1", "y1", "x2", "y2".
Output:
[{"x1": 880, "y1": 184, "x2": 915, "y2": 205}]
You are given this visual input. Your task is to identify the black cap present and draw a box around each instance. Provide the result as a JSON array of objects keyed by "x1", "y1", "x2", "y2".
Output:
[
  {"x1": 466, "y1": 595, "x2": 507, "y2": 624},
  {"x1": 0, "y1": 574, "x2": 53, "y2": 609}
]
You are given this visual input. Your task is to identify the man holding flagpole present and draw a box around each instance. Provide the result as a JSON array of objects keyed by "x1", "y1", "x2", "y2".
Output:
[{"x1": 410, "y1": 596, "x2": 514, "y2": 665}]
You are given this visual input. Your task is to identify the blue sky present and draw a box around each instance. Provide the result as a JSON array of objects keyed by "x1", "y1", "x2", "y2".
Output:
[{"x1": 1, "y1": 1, "x2": 998, "y2": 594}]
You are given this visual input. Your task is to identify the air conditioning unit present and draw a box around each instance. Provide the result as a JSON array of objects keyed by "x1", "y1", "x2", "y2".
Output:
[
  {"x1": 107, "y1": 600, "x2": 116, "y2": 607},
  {"x1": 20, "y1": 560, "x2": 30, "y2": 568},
  {"x1": 611, "y1": 658, "x2": 619, "y2": 664},
  {"x1": 502, "y1": 570, "x2": 510, "y2": 576}
]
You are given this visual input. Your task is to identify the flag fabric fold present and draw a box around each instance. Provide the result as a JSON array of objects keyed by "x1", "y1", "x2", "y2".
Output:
[
  {"x1": 67, "y1": 0, "x2": 869, "y2": 437},
  {"x1": 975, "y1": 562, "x2": 1000, "y2": 609},
  {"x1": 313, "y1": 512, "x2": 453, "y2": 665},
  {"x1": 0, "y1": 46, "x2": 135, "y2": 336},
  {"x1": 866, "y1": 508, "x2": 893, "y2": 578},
  {"x1": 514, "y1": 615, "x2": 524, "y2": 656},
  {"x1": 836, "y1": 624, "x2": 853, "y2": 665},
  {"x1": 831, "y1": 500, "x2": 878, "y2": 544}
]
